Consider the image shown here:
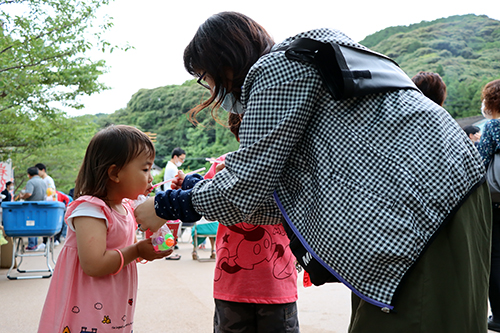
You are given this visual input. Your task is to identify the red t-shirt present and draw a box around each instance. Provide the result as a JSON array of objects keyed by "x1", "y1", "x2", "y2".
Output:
[{"x1": 207, "y1": 154, "x2": 298, "y2": 304}]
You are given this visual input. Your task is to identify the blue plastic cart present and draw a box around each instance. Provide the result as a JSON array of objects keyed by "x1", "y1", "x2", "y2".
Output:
[{"x1": 1, "y1": 201, "x2": 65, "y2": 279}]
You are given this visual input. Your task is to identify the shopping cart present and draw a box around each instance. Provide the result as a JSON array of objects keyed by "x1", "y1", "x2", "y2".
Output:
[{"x1": 1, "y1": 201, "x2": 65, "y2": 279}]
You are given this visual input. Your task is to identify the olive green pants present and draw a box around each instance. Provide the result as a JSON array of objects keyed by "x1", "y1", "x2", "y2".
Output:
[{"x1": 349, "y1": 182, "x2": 492, "y2": 333}]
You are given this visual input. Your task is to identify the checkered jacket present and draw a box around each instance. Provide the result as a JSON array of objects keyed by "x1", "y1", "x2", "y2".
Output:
[{"x1": 191, "y1": 28, "x2": 485, "y2": 307}]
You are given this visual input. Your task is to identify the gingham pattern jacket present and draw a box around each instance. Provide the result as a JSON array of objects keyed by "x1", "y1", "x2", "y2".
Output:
[{"x1": 191, "y1": 29, "x2": 485, "y2": 306}]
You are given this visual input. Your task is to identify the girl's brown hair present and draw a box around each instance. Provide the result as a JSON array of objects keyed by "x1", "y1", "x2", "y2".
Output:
[
  {"x1": 74, "y1": 125, "x2": 155, "y2": 200},
  {"x1": 183, "y1": 11, "x2": 274, "y2": 123},
  {"x1": 482, "y1": 79, "x2": 500, "y2": 116}
]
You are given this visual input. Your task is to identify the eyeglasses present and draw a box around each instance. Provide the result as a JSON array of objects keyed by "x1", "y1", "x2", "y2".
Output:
[{"x1": 197, "y1": 71, "x2": 211, "y2": 90}]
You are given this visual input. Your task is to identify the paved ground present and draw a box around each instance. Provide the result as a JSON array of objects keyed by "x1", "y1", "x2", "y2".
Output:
[
  {"x1": 2, "y1": 231, "x2": 496, "y2": 332},
  {"x1": 0, "y1": 231, "x2": 352, "y2": 332}
]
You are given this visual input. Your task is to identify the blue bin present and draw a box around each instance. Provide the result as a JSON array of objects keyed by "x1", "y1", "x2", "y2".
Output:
[{"x1": 1, "y1": 201, "x2": 65, "y2": 237}]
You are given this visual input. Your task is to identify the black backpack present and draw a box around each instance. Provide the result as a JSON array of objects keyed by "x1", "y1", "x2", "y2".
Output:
[{"x1": 276, "y1": 37, "x2": 418, "y2": 100}]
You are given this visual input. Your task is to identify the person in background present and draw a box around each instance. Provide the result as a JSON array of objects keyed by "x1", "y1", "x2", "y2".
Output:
[
  {"x1": 162, "y1": 147, "x2": 186, "y2": 191},
  {"x1": 35, "y1": 163, "x2": 57, "y2": 251},
  {"x1": 463, "y1": 125, "x2": 481, "y2": 145},
  {"x1": 35, "y1": 163, "x2": 56, "y2": 200},
  {"x1": 475, "y1": 78, "x2": 500, "y2": 332},
  {"x1": 1, "y1": 181, "x2": 13, "y2": 202},
  {"x1": 20, "y1": 167, "x2": 47, "y2": 250},
  {"x1": 52, "y1": 190, "x2": 73, "y2": 245},
  {"x1": 411, "y1": 71, "x2": 447, "y2": 106}
]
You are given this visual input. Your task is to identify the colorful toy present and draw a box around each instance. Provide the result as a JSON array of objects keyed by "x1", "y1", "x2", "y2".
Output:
[{"x1": 150, "y1": 224, "x2": 175, "y2": 252}]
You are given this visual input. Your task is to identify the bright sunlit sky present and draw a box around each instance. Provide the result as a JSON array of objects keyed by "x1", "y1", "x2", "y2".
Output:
[{"x1": 69, "y1": 0, "x2": 500, "y2": 117}]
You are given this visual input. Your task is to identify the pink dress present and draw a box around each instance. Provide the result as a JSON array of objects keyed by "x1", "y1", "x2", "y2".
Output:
[{"x1": 38, "y1": 196, "x2": 138, "y2": 333}]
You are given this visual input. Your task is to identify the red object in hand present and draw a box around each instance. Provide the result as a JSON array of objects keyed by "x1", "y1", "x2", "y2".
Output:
[{"x1": 303, "y1": 271, "x2": 313, "y2": 287}]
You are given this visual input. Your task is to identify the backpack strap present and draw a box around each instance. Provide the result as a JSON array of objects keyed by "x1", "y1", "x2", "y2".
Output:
[{"x1": 275, "y1": 37, "x2": 418, "y2": 100}]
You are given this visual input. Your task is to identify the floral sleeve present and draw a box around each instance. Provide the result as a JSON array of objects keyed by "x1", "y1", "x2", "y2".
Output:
[{"x1": 477, "y1": 119, "x2": 500, "y2": 167}]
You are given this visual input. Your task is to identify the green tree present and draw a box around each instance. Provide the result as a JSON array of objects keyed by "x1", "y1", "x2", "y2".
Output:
[
  {"x1": 0, "y1": 0, "x2": 125, "y2": 162},
  {"x1": 10, "y1": 115, "x2": 99, "y2": 194}
]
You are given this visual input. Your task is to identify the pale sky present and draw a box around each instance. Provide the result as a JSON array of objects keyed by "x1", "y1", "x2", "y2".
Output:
[{"x1": 68, "y1": 0, "x2": 500, "y2": 117}]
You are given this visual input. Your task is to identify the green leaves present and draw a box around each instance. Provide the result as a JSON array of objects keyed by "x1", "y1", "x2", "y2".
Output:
[
  {"x1": 0, "y1": 0, "x2": 119, "y2": 117},
  {"x1": 0, "y1": 0, "x2": 121, "y2": 190}
]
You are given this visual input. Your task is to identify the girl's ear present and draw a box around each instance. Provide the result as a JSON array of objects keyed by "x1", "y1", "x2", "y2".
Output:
[{"x1": 108, "y1": 164, "x2": 120, "y2": 183}]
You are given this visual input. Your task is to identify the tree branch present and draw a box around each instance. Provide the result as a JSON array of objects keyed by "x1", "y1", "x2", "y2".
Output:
[
  {"x1": 0, "y1": 104, "x2": 17, "y2": 113},
  {"x1": 0, "y1": 51, "x2": 72, "y2": 73}
]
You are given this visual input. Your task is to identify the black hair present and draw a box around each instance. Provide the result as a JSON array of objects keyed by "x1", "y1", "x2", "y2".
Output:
[
  {"x1": 171, "y1": 147, "x2": 186, "y2": 158},
  {"x1": 35, "y1": 163, "x2": 46, "y2": 171},
  {"x1": 463, "y1": 125, "x2": 480, "y2": 136},
  {"x1": 27, "y1": 167, "x2": 39, "y2": 176}
]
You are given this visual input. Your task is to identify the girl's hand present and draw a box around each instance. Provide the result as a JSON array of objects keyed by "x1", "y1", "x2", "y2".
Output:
[
  {"x1": 136, "y1": 238, "x2": 173, "y2": 261},
  {"x1": 134, "y1": 197, "x2": 166, "y2": 232},
  {"x1": 170, "y1": 170, "x2": 185, "y2": 190}
]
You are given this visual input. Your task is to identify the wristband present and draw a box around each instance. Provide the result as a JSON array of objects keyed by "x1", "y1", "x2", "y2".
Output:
[{"x1": 111, "y1": 249, "x2": 124, "y2": 275}]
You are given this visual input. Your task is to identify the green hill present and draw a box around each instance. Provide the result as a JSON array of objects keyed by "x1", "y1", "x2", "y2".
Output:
[
  {"x1": 360, "y1": 14, "x2": 500, "y2": 118},
  {"x1": 101, "y1": 80, "x2": 239, "y2": 170}
]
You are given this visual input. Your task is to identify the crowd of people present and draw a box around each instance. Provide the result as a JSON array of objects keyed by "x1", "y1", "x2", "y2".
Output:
[{"x1": 0, "y1": 10, "x2": 498, "y2": 333}]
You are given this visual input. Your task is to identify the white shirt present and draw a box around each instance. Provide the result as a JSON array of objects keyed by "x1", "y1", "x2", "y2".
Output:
[
  {"x1": 44, "y1": 175, "x2": 56, "y2": 190},
  {"x1": 162, "y1": 161, "x2": 178, "y2": 191}
]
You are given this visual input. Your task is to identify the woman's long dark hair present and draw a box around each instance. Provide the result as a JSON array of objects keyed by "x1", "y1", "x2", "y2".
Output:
[{"x1": 183, "y1": 12, "x2": 274, "y2": 123}]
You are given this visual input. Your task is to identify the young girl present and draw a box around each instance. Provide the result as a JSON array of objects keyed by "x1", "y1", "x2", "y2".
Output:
[{"x1": 38, "y1": 125, "x2": 172, "y2": 333}]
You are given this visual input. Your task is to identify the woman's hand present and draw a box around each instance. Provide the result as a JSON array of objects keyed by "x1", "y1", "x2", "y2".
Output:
[
  {"x1": 170, "y1": 170, "x2": 185, "y2": 190},
  {"x1": 215, "y1": 161, "x2": 225, "y2": 174},
  {"x1": 136, "y1": 238, "x2": 173, "y2": 261},
  {"x1": 134, "y1": 197, "x2": 166, "y2": 233}
]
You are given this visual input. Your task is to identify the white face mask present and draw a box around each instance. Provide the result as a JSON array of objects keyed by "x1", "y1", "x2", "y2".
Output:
[
  {"x1": 174, "y1": 161, "x2": 182, "y2": 167},
  {"x1": 481, "y1": 101, "x2": 492, "y2": 119},
  {"x1": 9, "y1": 186, "x2": 14, "y2": 191},
  {"x1": 220, "y1": 88, "x2": 245, "y2": 115}
]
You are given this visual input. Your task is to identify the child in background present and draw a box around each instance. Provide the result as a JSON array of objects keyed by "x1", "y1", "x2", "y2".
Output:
[
  {"x1": 38, "y1": 125, "x2": 172, "y2": 333},
  {"x1": 207, "y1": 114, "x2": 299, "y2": 332}
]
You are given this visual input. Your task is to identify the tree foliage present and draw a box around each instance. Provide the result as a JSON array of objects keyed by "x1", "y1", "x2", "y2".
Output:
[
  {"x1": 0, "y1": 0, "x2": 125, "y2": 191},
  {"x1": 0, "y1": 0, "x2": 122, "y2": 160},
  {"x1": 9, "y1": 115, "x2": 99, "y2": 194},
  {"x1": 361, "y1": 14, "x2": 500, "y2": 118},
  {"x1": 0, "y1": 0, "x2": 121, "y2": 114}
]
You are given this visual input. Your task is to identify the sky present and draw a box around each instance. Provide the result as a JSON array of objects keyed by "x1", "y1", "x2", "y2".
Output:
[{"x1": 68, "y1": 0, "x2": 500, "y2": 117}]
